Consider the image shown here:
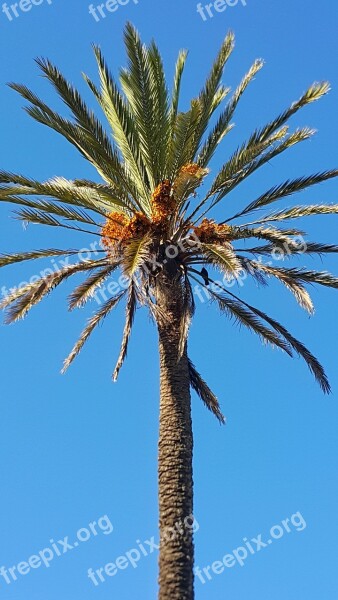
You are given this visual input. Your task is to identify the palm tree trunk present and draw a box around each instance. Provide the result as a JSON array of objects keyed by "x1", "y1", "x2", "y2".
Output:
[{"x1": 156, "y1": 273, "x2": 194, "y2": 600}]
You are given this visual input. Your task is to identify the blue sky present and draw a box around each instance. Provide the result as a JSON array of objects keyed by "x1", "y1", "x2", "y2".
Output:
[{"x1": 0, "y1": 0, "x2": 337, "y2": 598}]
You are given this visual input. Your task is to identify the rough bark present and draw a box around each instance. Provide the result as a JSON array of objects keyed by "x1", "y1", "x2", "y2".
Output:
[{"x1": 156, "y1": 269, "x2": 194, "y2": 600}]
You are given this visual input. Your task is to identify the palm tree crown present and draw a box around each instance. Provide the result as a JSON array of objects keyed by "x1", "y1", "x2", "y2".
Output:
[{"x1": 1, "y1": 23, "x2": 338, "y2": 422}]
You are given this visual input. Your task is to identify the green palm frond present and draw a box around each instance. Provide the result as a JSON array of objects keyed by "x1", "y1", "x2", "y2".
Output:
[
  {"x1": 170, "y1": 50, "x2": 188, "y2": 122},
  {"x1": 0, "y1": 248, "x2": 82, "y2": 268},
  {"x1": 208, "y1": 286, "x2": 293, "y2": 354},
  {"x1": 231, "y1": 225, "x2": 304, "y2": 247},
  {"x1": 240, "y1": 241, "x2": 338, "y2": 257},
  {"x1": 113, "y1": 283, "x2": 137, "y2": 381},
  {"x1": 3, "y1": 260, "x2": 103, "y2": 323},
  {"x1": 240, "y1": 259, "x2": 314, "y2": 314},
  {"x1": 188, "y1": 359, "x2": 225, "y2": 424},
  {"x1": 222, "y1": 127, "x2": 316, "y2": 209},
  {"x1": 90, "y1": 45, "x2": 150, "y2": 208},
  {"x1": 166, "y1": 49, "x2": 188, "y2": 165},
  {"x1": 62, "y1": 291, "x2": 126, "y2": 373},
  {"x1": 253, "y1": 265, "x2": 338, "y2": 289},
  {"x1": 167, "y1": 101, "x2": 202, "y2": 180},
  {"x1": 191, "y1": 31, "x2": 234, "y2": 156},
  {"x1": 234, "y1": 293, "x2": 331, "y2": 393},
  {"x1": 35, "y1": 56, "x2": 121, "y2": 161},
  {"x1": 121, "y1": 236, "x2": 152, "y2": 277},
  {"x1": 6, "y1": 198, "x2": 99, "y2": 227},
  {"x1": 198, "y1": 58, "x2": 263, "y2": 167},
  {"x1": 0, "y1": 172, "x2": 130, "y2": 215},
  {"x1": 120, "y1": 23, "x2": 163, "y2": 188},
  {"x1": 147, "y1": 40, "x2": 170, "y2": 180},
  {"x1": 68, "y1": 264, "x2": 119, "y2": 310},
  {"x1": 250, "y1": 82, "x2": 330, "y2": 145},
  {"x1": 252, "y1": 204, "x2": 338, "y2": 224},
  {"x1": 200, "y1": 243, "x2": 241, "y2": 275},
  {"x1": 9, "y1": 83, "x2": 132, "y2": 195},
  {"x1": 208, "y1": 127, "x2": 288, "y2": 198},
  {"x1": 195, "y1": 273, "x2": 331, "y2": 393},
  {"x1": 231, "y1": 170, "x2": 338, "y2": 220},
  {"x1": 13, "y1": 208, "x2": 99, "y2": 237}
]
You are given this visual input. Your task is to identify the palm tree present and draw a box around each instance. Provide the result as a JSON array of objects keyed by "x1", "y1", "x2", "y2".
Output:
[{"x1": 1, "y1": 23, "x2": 338, "y2": 599}]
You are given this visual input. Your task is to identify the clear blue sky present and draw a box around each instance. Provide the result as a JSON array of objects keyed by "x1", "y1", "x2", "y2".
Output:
[{"x1": 0, "y1": 0, "x2": 337, "y2": 598}]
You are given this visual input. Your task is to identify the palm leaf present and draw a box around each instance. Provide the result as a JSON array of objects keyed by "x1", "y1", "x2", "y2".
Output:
[
  {"x1": 188, "y1": 359, "x2": 225, "y2": 424},
  {"x1": 240, "y1": 241, "x2": 338, "y2": 257},
  {"x1": 3, "y1": 260, "x2": 103, "y2": 323},
  {"x1": 200, "y1": 243, "x2": 241, "y2": 276},
  {"x1": 178, "y1": 275, "x2": 195, "y2": 358},
  {"x1": 250, "y1": 82, "x2": 330, "y2": 145},
  {"x1": 240, "y1": 259, "x2": 314, "y2": 314},
  {"x1": 122, "y1": 235, "x2": 151, "y2": 277},
  {"x1": 0, "y1": 248, "x2": 81, "y2": 268},
  {"x1": 198, "y1": 58, "x2": 263, "y2": 167},
  {"x1": 68, "y1": 264, "x2": 119, "y2": 309},
  {"x1": 253, "y1": 204, "x2": 338, "y2": 224},
  {"x1": 231, "y1": 170, "x2": 338, "y2": 220},
  {"x1": 113, "y1": 284, "x2": 137, "y2": 381},
  {"x1": 199, "y1": 281, "x2": 293, "y2": 355},
  {"x1": 62, "y1": 292, "x2": 125, "y2": 373},
  {"x1": 91, "y1": 45, "x2": 150, "y2": 207},
  {"x1": 9, "y1": 83, "x2": 131, "y2": 194},
  {"x1": 232, "y1": 293, "x2": 331, "y2": 393},
  {"x1": 191, "y1": 31, "x2": 234, "y2": 157},
  {"x1": 120, "y1": 23, "x2": 159, "y2": 187}
]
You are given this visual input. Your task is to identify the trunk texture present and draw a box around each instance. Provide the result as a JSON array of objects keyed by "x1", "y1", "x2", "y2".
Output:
[{"x1": 156, "y1": 272, "x2": 194, "y2": 600}]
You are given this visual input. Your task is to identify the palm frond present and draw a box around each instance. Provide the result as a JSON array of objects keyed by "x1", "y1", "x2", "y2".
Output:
[
  {"x1": 0, "y1": 172, "x2": 130, "y2": 215},
  {"x1": 209, "y1": 127, "x2": 287, "y2": 198},
  {"x1": 113, "y1": 283, "x2": 137, "y2": 381},
  {"x1": 91, "y1": 45, "x2": 150, "y2": 207},
  {"x1": 188, "y1": 359, "x2": 225, "y2": 424},
  {"x1": 252, "y1": 204, "x2": 338, "y2": 224},
  {"x1": 68, "y1": 264, "x2": 119, "y2": 309},
  {"x1": 148, "y1": 40, "x2": 170, "y2": 180},
  {"x1": 3, "y1": 260, "x2": 103, "y2": 323},
  {"x1": 5, "y1": 197, "x2": 99, "y2": 226},
  {"x1": 62, "y1": 291, "x2": 125, "y2": 373},
  {"x1": 35, "y1": 56, "x2": 122, "y2": 163},
  {"x1": 198, "y1": 58, "x2": 263, "y2": 167},
  {"x1": 231, "y1": 225, "x2": 303, "y2": 248},
  {"x1": 0, "y1": 248, "x2": 81, "y2": 268},
  {"x1": 196, "y1": 273, "x2": 331, "y2": 393},
  {"x1": 121, "y1": 235, "x2": 151, "y2": 277},
  {"x1": 196, "y1": 279, "x2": 293, "y2": 355},
  {"x1": 240, "y1": 259, "x2": 314, "y2": 313},
  {"x1": 166, "y1": 100, "x2": 202, "y2": 180},
  {"x1": 120, "y1": 23, "x2": 162, "y2": 187},
  {"x1": 200, "y1": 243, "x2": 242, "y2": 276},
  {"x1": 231, "y1": 170, "x2": 338, "y2": 220},
  {"x1": 178, "y1": 275, "x2": 195, "y2": 358},
  {"x1": 240, "y1": 241, "x2": 338, "y2": 257},
  {"x1": 256, "y1": 265, "x2": 338, "y2": 289},
  {"x1": 250, "y1": 82, "x2": 330, "y2": 145},
  {"x1": 9, "y1": 83, "x2": 133, "y2": 196},
  {"x1": 234, "y1": 294, "x2": 331, "y2": 393},
  {"x1": 191, "y1": 31, "x2": 234, "y2": 157}
]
